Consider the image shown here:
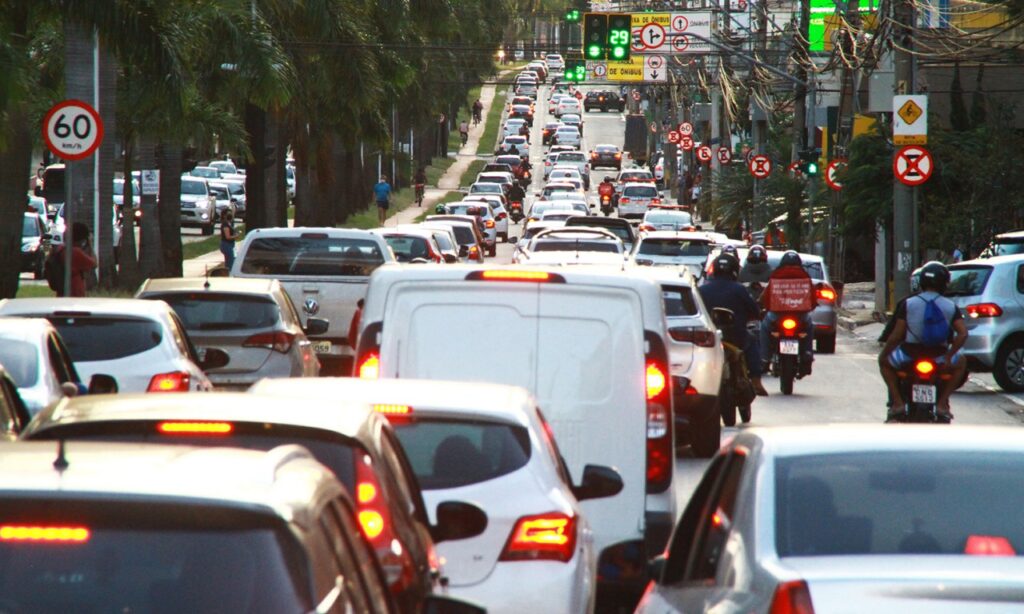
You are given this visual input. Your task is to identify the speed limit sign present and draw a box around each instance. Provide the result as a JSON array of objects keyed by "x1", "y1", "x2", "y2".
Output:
[{"x1": 42, "y1": 99, "x2": 104, "y2": 161}]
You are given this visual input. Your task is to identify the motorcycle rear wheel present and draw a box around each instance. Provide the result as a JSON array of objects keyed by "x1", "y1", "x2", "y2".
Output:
[{"x1": 779, "y1": 357, "x2": 795, "y2": 395}]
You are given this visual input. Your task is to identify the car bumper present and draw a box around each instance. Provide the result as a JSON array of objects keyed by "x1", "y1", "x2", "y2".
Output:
[
  {"x1": 961, "y1": 325, "x2": 1000, "y2": 368},
  {"x1": 448, "y1": 560, "x2": 589, "y2": 614},
  {"x1": 180, "y1": 207, "x2": 213, "y2": 226},
  {"x1": 20, "y1": 250, "x2": 42, "y2": 271},
  {"x1": 811, "y1": 305, "x2": 838, "y2": 338},
  {"x1": 593, "y1": 157, "x2": 621, "y2": 168}
]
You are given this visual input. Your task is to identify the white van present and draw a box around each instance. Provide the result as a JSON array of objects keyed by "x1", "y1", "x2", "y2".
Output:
[{"x1": 355, "y1": 265, "x2": 677, "y2": 599}]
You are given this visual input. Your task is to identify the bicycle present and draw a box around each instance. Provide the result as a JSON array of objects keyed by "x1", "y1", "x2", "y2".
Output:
[
  {"x1": 472, "y1": 109, "x2": 482, "y2": 125},
  {"x1": 460, "y1": 131, "x2": 468, "y2": 146},
  {"x1": 415, "y1": 183, "x2": 425, "y2": 207}
]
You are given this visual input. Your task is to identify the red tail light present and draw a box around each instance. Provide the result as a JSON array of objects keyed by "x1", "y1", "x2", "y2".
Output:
[
  {"x1": 965, "y1": 535, "x2": 1016, "y2": 556},
  {"x1": 243, "y1": 331, "x2": 295, "y2": 353},
  {"x1": 469, "y1": 245, "x2": 481, "y2": 261},
  {"x1": 669, "y1": 328, "x2": 717, "y2": 347},
  {"x1": 816, "y1": 286, "x2": 836, "y2": 302},
  {"x1": 485, "y1": 219, "x2": 495, "y2": 229},
  {"x1": 0, "y1": 525, "x2": 90, "y2": 543},
  {"x1": 914, "y1": 360, "x2": 935, "y2": 377},
  {"x1": 645, "y1": 332, "x2": 672, "y2": 493},
  {"x1": 781, "y1": 318, "x2": 798, "y2": 331},
  {"x1": 147, "y1": 371, "x2": 190, "y2": 392},
  {"x1": 157, "y1": 421, "x2": 233, "y2": 435},
  {"x1": 358, "y1": 352, "x2": 380, "y2": 379},
  {"x1": 620, "y1": 197, "x2": 631, "y2": 204},
  {"x1": 355, "y1": 454, "x2": 393, "y2": 543},
  {"x1": 965, "y1": 303, "x2": 1003, "y2": 318},
  {"x1": 769, "y1": 580, "x2": 815, "y2": 614},
  {"x1": 639, "y1": 223, "x2": 655, "y2": 232},
  {"x1": 499, "y1": 512, "x2": 577, "y2": 562},
  {"x1": 651, "y1": 198, "x2": 662, "y2": 204},
  {"x1": 646, "y1": 362, "x2": 667, "y2": 401}
]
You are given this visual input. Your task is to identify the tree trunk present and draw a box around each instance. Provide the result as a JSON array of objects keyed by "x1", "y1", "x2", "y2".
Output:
[
  {"x1": 157, "y1": 143, "x2": 184, "y2": 277},
  {"x1": 65, "y1": 19, "x2": 99, "y2": 290},
  {"x1": 245, "y1": 104, "x2": 267, "y2": 229},
  {"x1": 0, "y1": 107, "x2": 33, "y2": 298},
  {"x1": 96, "y1": 42, "x2": 118, "y2": 288},
  {"x1": 116, "y1": 141, "x2": 143, "y2": 290},
  {"x1": 137, "y1": 141, "x2": 162, "y2": 280},
  {"x1": 293, "y1": 126, "x2": 320, "y2": 227}
]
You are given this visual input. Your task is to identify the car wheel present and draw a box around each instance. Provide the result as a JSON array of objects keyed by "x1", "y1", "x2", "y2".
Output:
[
  {"x1": 816, "y1": 332, "x2": 836, "y2": 354},
  {"x1": 994, "y1": 338, "x2": 1024, "y2": 392},
  {"x1": 201, "y1": 222, "x2": 215, "y2": 236},
  {"x1": 691, "y1": 411, "x2": 721, "y2": 458}
]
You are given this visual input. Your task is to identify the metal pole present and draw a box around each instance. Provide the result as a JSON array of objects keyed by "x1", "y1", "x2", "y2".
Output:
[
  {"x1": 92, "y1": 29, "x2": 100, "y2": 281},
  {"x1": 752, "y1": 0, "x2": 768, "y2": 225},
  {"x1": 892, "y1": 0, "x2": 915, "y2": 303}
]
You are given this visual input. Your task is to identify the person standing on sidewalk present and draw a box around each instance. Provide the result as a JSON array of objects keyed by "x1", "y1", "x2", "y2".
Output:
[
  {"x1": 374, "y1": 175, "x2": 392, "y2": 225},
  {"x1": 51, "y1": 223, "x2": 97, "y2": 297},
  {"x1": 220, "y1": 210, "x2": 239, "y2": 271}
]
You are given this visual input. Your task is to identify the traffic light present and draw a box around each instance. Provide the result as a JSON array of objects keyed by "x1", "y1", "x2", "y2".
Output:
[
  {"x1": 564, "y1": 59, "x2": 586, "y2": 82},
  {"x1": 584, "y1": 13, "x2": 608, "y2": 60},
  {"x1": 608, "y1": 14, "x2": 631, "y2": 61},
  {"x1": 798, "y1": 149, "x2": 821, "y2": 176},
  {"x1": 565, "y1": 8, "x2": 580, "y2": 22}
]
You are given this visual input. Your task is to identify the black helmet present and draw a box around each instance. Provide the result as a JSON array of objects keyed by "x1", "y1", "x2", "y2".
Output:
[
  {"x1": 712, "y1": 254, "x2": 739, "y2": 280},
  {"x1": 747, "y1": 244, "x2": 767, "y2": 264},
  {"x1": 780, "y1": 250, "x2": 802, "y2": 268},
  {"x1": 918, "y1": 261, "x2": 950, "y2": 293},
  {"x1": 604, "y1": 176, "x2": 612, "y2": 182}
]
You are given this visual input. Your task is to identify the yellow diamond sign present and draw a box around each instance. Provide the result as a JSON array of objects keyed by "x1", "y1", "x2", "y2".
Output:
[{"x1": 898, "y1": 99, "x2": 923, "y2": 125}]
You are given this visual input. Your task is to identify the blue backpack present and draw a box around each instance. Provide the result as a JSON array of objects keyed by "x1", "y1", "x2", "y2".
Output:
[{"x1": 919, "y1": 296, "x2": 950, "y2": 346}]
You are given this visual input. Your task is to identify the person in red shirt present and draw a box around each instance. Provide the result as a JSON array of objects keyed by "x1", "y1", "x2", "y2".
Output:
[
  {"x1": 55, "y1": 222, "x2": 97, "y2": 298},
  {"x1": 758, "y1": 250, "x2": 816, "y2": 375}
]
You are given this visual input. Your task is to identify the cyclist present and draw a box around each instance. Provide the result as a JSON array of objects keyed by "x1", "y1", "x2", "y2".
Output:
[
  {"x1": 459, "y1": 119, "x2": 469, "y2": 146},
  {"x1": 413, "y1": 167, "x2": 427, "y2": 207},
  {"x1": 472, "y1": 99, "x2": 483, "y2": 124}
]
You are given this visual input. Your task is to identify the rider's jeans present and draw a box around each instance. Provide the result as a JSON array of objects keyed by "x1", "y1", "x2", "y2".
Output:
[{"x1": 760, "y1": 312, "x2": 814, "y2": 363}]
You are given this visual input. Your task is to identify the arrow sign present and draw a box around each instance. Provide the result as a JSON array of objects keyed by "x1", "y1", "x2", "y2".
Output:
[
  {"x1": 696, "y1": 145, "x2": 712, "y2": 163},
  {"x1": 749, "y1": 154, "x2": 772, "y2": 178},
  {"x1": 825, "y1": 159, "x2": 847, "y2": 191},
  {"x1": 894, "y1": 145, "x2": 933, "y2": 186},
  {"x1": 716, "y1": 147, "x2": 732, "y2": 164},
  {"x1": 640, "y1": 23, "x2": 666, "y2": 49}
]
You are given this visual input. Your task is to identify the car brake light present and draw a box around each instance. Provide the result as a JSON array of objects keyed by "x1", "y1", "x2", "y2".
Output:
[
  {"x1": 614, "y1": 153, "x2": 622, "y2": 159},
  {"x1": 354, "y1": 453, "x2": 393, "y2": 543},
  {"x1": 620, "y1": 197, "x2": 630, "y2": 203},
  {"x1": 651, "y1": 198, "x2": 662, "y2": 204},
  {"x1": 242, "y1": 331, "x2": 295, "y2": 353},
  {"x1": 157, "y1": 421, "x2": 233, "y2": 435},
  {"x1": 645, "y1": 332, "x2": 672, "y2": 493},
  {"x1": 147, "y1": 371, "x2": 190, "y2": 392},
  {"x1": 669, "y1": 328, "x2": 717, "y2": 347},
  {"x1": 499, "y1": 512, "x2": 577, "y2": 562},
  {"x1": 914, "y1": 360, "x2": 935, "y2": 376},
  {"x1": 0, "y1": 525, "x2": 90, "y2": 543},
  {"x1": 781, "y1": 318, "x2": 798, "y2": 331},
  {"x1": 357, "y1": 352, "x2": 380, "y2": 379},
  {"x1": 965, "y1": 303, "x2": 1002, "y2": 318},
  {"x1": 770, "y1": 580, "x2": 815, "y2": 614},
  {"x1": 965, "y1": 535, "x2": 1016, "y2": 556},
  {"x1": 478, "y1": 270, "x2": 552, "y2": 281},
  {"x1": 816, "y1": 286, "x2": 836, "y2": 302},
  {"x1": 373, "y1": 403, "x2": 412, "y2": 416},
  {"x1": 646, "y1": 362, "x2": 667, "y2": 401}
]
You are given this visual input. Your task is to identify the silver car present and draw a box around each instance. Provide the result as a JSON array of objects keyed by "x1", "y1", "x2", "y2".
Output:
[
  {"x1": 135, "y1": 277, "x2": 322, "y2": 389},
  {"x1": 947, "y1": 254, "x2": 1024, "y2": 391},
  {"x1": 638, "y1": 425, "x2": 1024, "y2": 613},
  {"x1": 179, "y1": 176, "x2": 217, "y2": 235}
]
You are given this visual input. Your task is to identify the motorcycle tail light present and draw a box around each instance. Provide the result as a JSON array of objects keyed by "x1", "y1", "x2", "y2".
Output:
[
  {"x1": 781, "y1": 318, "x2": 798, "y2": 331},
  {"x1": 914, "y1": 360, "x2": 935, "y2": 376}
]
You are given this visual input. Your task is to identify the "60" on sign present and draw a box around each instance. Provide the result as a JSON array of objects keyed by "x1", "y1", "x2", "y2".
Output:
[{"x1": 42, "y1": 99, "x2": 104, "y2": 161}]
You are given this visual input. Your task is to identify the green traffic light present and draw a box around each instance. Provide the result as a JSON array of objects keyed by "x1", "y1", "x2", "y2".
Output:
[
  {"x1": 611, "y1": 46, "x2": 626, "y2": 60},
  {"x1": 807, "y1": 162, "x2": 819, "y2": 175},
  {"x1": 587, "y1": 44, "x2": 602, "y2": 59}
]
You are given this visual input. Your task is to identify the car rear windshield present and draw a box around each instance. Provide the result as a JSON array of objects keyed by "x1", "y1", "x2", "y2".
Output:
[
  {"x1": 638, "y1": 239, "x2": 711, "y2": 257},
  {"x1": 391, "y1": 418, "x2": 531, "y2": 489},
  {"x1": 993, "y1": 242, "x2": 1024, "y2": 256},
  {"x1": 43, "y1": 316, "x2": 163, "y2": 362},
  {"x1": 0, "y1": 499, "x2": 309, "y2": 613},
  {"x1": 624, "y1": 186, "x2": 658, "y2": 198},
  {"x1": 181, "y1": 179, "x2": 206, "y2": 195},
  {"x1": 776, "y1": 451, "x2": 1024, "y2": 557},
  {"x1": 558, "y1": 153, "x2": 585, "y2": 163},
  {"x1": 384, "y1": 236, "x2": 432, "y2": 262},
  {"x1": 533, "y1": 240, "x2": 619, "y2": 253},
  {"x1": 647, "y1": 212, "x2": 693, "y2": 226},
  {"x1": 621, "y1": 172, "x2": 651, "y2": 181},
  {"x1": 947, "y1": 265, "x2": 992, "y2": 296},
  {"x1": 239, "y1": 236, "x2": 385, "y2": 277},
  {"x1": 0, "y1": 338, "x2": 39, "y2": 387},
  {"x1": 662, "y1": 286, "x2": 700, "y2": 316},
  {"x1": 22, "y1": 216, "x2": 40, "y2": 238},
  {"x1": 145, "y1": 293, "x2": 280, "y2": 331},
  {"x1": 596, "y1": 146, "x2": 618, "y2": 153}
]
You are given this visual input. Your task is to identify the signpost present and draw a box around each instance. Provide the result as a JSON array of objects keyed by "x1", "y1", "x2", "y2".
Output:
[
  {"x1": 824, "y1": 159, "x2": 846, "y2": 191},
  {"x1": 716, "y1": 147, "x2": 732, "y2": 164},
  {"x1": 696, "y1": 145, "x2": 712, "y2": 163},
  {"x1": 748, "y1": 154, "x2": 772, "y2": 178},
  {"x1": 42, "y1": 99, "x2": 104, "y2": 298},
  {"x1": 631, "y1": 12, "x2": 713, "y2": 54},
  {"x1": 893, "y1": 95, "x2": 928, "y2": 145},
  {"x1": 141, "y1": 170, "x2": 160, "y2": 195},
  {"x1": 608, "y1": 55, "x2": 667, "y2": 82},
  {"x1": 893, "y1": 145, "x2": 933, "y2": 186}
]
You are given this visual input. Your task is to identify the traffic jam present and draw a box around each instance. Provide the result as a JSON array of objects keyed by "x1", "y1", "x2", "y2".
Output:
[{"x1": 3, "y1": 52, "x2": 1024, "y2": 614}]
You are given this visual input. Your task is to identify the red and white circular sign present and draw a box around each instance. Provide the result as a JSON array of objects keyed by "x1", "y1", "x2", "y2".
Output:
[
  {"x1": 672, "y1": 36, "x2": 690, "y2": 52},
  {"x1": 680, "y1": 135, "x2": 694, "y2": 151},
  {"x1": 639, "y1": 23, "x2": 666, "y2": 49},
  {"x1": 825, "y1": 159, "x2": 847, "y2": 191},
  {"x1": 787, "y1": 161, "x2": 803, "y2": 177},
  {"x1": 893, "y1": 146, "x2": 933, "y2": 186},
  {"x1": 717, "y1": 147, "x2": 732, "y2": 164},
  {"x1": 696, "y1": 145, "x2": 712, "y2": 163},
  {"x1": 646, "y1": 55, "x2": 664, "y2": 70},
  {"x1": 678, "y1": 122, "x2": 693, "y2": 136},
  {"x1": 667, "y1": 130, "x2": 681, "y2": 144},
  {"x1": 749, "y1": 154, "x2": 772, "y2": 178},
  {"x1": 42, "y1": 99, "x2": 104, "y2": 161},
  {"x1": 672, "y1": 15, "x2": 689, "y2": 31}
]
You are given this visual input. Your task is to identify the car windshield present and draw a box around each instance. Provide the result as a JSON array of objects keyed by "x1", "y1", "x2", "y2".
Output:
[
  {"x1": 993, "y1": 241, "x2": 1024, "y2": 256},
  {"x1": 42, "y1": 316, "x2": 163, "y2": 362},
  {"x1": 775, "y1": 451, "x2": 1024, "y2": 557},
  {"x1": 638, "y1": 239, "x2": 711, "y2": 257},
  {"x1": 947, "y1": 265, "x2": 993, "y2": 296},
  {"x1": 239, "y1": 236, "x2": 385, "y2": 277},
  {"x1": 181, "y1": 180, "x2": 206, "y2": 195},
  {"x1": 621, "y1": 173, "x2": 651, "y2": 181},
  {"x1": 22, "y1": 216, "x2": 39, "y2": 238},
  {"x1": 145, "y1": 293, "x2": 280, "y2": 331},
  {"x1": 391, "y1": 418, "x2": 531, "y2": 489},
  {"x1": 533, "y1": 240, "x2": 619, "y2": 253},
  {"x1": 624, "y1": 186, "x2": 658, "y2": 198},
  {"x1": 0, "y1": 499, "x2": 310, "y2": 613},
  {"x1": 558, "y1": 153, "x2": 585, "y2": 163},
  {"x1": 191, "y1": 168, "x2": 219, "y2": 179},
  {"x1": 469, "y1": 184, "x2": 502, "y2": 194},
  {"x1": 596, "y1": 146, "x2": 618, "y2": 153},
  {"x1": 0, "y1": 338, "x2": 39, "y2": 387},
  {"x1": 384, "y1": 235, "x2": 432, "y2": 262}
]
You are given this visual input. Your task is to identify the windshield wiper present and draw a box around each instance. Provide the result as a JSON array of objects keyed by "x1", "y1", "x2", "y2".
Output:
[{"x1": 194, "y1": 322, "x2": 250, "y2": 330}]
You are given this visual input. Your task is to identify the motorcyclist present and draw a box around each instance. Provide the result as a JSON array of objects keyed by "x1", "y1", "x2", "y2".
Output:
[
  {"x1": 739, "y1": 244, "x2": 772, "y2": 284},
  {"x1": 879, "y1": 261, "x2": 968, "y2": 421},
  {"x1": 699, "y1": 254, "x2": 769, "y2": 402},
  {"x1": 598, "y1": 176, "x2": 615, "y2": 200},
  {"x1": 507, "y1": 181, "x2": 526, "y2": 205},
  {"x1": 759, "y1": 250, "x2": 816, "y2": 376}
]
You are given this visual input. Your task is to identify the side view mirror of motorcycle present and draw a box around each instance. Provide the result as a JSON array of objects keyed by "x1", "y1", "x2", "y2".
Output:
[{"x1": 507, "y1": 236, "x2": 518, "y2": 245}]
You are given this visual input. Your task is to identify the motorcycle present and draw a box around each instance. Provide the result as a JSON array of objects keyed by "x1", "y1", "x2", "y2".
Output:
[
  {"x1": 516, "y1": 169, "x2": 532, "y2": 189},
  {"x1": 599, "y1": 193, "x2": 614, "y2": 216},
  {"x1": 509, "y1": 202, "x2": 524, "y2": 223},
  {"x1": 767, "y1": 313, "x2": 810, "y2": 395},
  {"x1": 890, "y1": 350, "x2": 952, "y2": 423}
]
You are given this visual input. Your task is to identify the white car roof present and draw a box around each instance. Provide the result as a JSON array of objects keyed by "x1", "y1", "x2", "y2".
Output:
[
  {"x1": 640, "y1": 230, "x2": 712, "y2": 241},
  {"x1": 0, "y1": 297, "x2": 176, "y2": 318},
  {"x1": 622, "y1": 181, "x2": 659, "y2": 189},
  {"x1": 242, "y1": 226, "x2": 384, "y2": 240},
  {"x1": 136, "y1": 277, "x2": 279, "y2": 295},
  {"x1": 742, "y1": 424, "x2": 1024, "y2": 458},
  {"x1": 0, "y1": 317, "x2": 55, "y2": 340}
]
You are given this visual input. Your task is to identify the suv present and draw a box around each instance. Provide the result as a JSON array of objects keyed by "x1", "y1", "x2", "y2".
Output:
[
  {"x1": 982, "y1": 230, "x2": 1024, "y2": 257},
  {"x1": 545, "y1": 53, "x2": 564, "y2": 71},
  {"x1": 563, "y1": 215, "x2": 636, "y2": 252},
  {"x1": 584, "y1": 90, "x2": 625, "y2": 112},
  {"x1": 0, "y1": 440, "x2": 413, "y2": 613},
  {"x1": 179, "y1": 176, "x2": 216, "y2": 235}
]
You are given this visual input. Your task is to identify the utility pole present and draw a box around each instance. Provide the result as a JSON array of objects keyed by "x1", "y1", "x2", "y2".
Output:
[
  {"x1": 791, "y1": 0, "x2": 810, "y2": 164},
  {"x1": 831, "y1": 0, "x2": 860, "y2": 280},
  {"x1": 751, "y1": 0, "x2": 769, "y2": 226},
  {"x1": 891, "y1": 0, "x2": 916, "y2": 303}
]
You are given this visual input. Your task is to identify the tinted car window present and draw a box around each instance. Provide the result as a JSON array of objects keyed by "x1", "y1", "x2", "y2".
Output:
[
  {"x1": 802, "y1": 263, "x2": 825, "y2": 280},
  {"x1": 0, "y1": 501, "x2": 310, "y2": 613},
  {"x1": 392, "y1": 419, "x2": 531, "y2": 489},
  {"x1": 947, "y1": 265, "x2": 993, "y2": 296},
  {"x1": 776, "y1": 452, "x2": 1024, "y2": 557},
  {"x1": 993, "y1": 240, "x2": 1024, "y2": 256},
  {"x1": 383, "y1": 236, "x2": 431, "y2": 262},
  {"x1": 181, "y1": 179, "x2": 206, "y2": 195},
  {"x1": 638, "y1": 239, "x2": 711, "y2": 257},
  {"x1": 0, "y1": 339, "x2": 39, "y2": 387},
  {"x1": 44, "y1": 316, "x2": 162, "y2": 362},
  {"x1": 22, "y1": 216, "x2": 40, "y2": 238},
  {"x1": 533, "y1": 241, "x2": 619, "y2": 253},
  {"x1": 147, "y1": 293, "x2": 280, "y2": 331},
  {"x1": 623, "y1": 185, "x2": 658, "y2": 198},
  {"x1": 646, "y1": 212, "x2": 693, "y2": 226},
  {"x1": 663, "y1": 286, "x2": 699, "y2": 317},
  {"x1": 240, "y1": 237, "x2": 385, "y2": 277}
]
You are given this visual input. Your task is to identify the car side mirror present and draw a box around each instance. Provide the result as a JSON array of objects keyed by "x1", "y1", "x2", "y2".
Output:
[
  {"x1": 87, "y1": 374, "x2": 119, "y2": 395},
  {"x1": 443, "y1": 253, "x2": 458, "y2": 264},
  {"x1": 507, "y1": 236, "x2": 519, "y2": 244},
  {"x1": 303, "y1": 317, "x2": 329, "y2": 336},
  {"x1": 198, "y1": 347, "x2": 230, "y2": 370},
  {"x1": 422, "y1": 595, "x2": 487, "y2": 614},
  {"x1": 572, "y1": 464, "x2": 624, "y2": 501},
  {"x1": 431, "y1": 501, "x2": 488, "y2": 543},
  {"x1": 647, "y1": 554, "x2": 667, "y2": 584}
]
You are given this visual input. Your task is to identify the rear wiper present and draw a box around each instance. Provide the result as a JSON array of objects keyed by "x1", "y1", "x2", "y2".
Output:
[{"x1": 195, "y1": 322, "x2": 250, "y2": 330}]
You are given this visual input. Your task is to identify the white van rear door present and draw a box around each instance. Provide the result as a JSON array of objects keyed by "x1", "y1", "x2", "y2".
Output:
[
  {"x1": 383, "y1": 281, "x2": 538, "y2": 390},
  {"x1": 536, "y1": 284, "x2": 646, "y2": 552}
]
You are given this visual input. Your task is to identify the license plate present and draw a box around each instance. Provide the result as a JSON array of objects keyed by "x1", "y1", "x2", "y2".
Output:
[
  {"x1": 912, "y1": 384, "x2": 937, "y2": 404},
  {"x1": 779, "y1": 340, "x2": 799, "y2": 355},
  {"x1": 312, "y1": 341, "x2": 332, "y2": 354}
]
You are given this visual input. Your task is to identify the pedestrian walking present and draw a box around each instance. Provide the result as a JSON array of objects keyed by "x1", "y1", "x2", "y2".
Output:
[
  {"x1": 951, "y1": 244, "x2": 965, "y2": 263},
  {"x1": 374, "y1": 175, "x2": 392, "y2": 225},
  {"x1": 220, "y1": 210, "x2": 239, "y2": 271}
]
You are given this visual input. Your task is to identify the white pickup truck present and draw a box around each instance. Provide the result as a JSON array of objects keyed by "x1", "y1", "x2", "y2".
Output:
[{"x1": 231, "y1": 227, "x2": 395, "y2": 375}]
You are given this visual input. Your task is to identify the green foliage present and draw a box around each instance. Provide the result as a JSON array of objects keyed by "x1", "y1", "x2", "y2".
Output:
[{"x1": 841, "y1": 125, "x2": 891, "y2": 235}]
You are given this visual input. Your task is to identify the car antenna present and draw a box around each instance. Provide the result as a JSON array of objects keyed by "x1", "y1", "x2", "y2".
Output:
[
  {"x1": 53, "y1": 439, "x2": 69, "y2": 473},
  {"x1": 203, "y1": 265, "x2": 211, "y2": 290}
]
